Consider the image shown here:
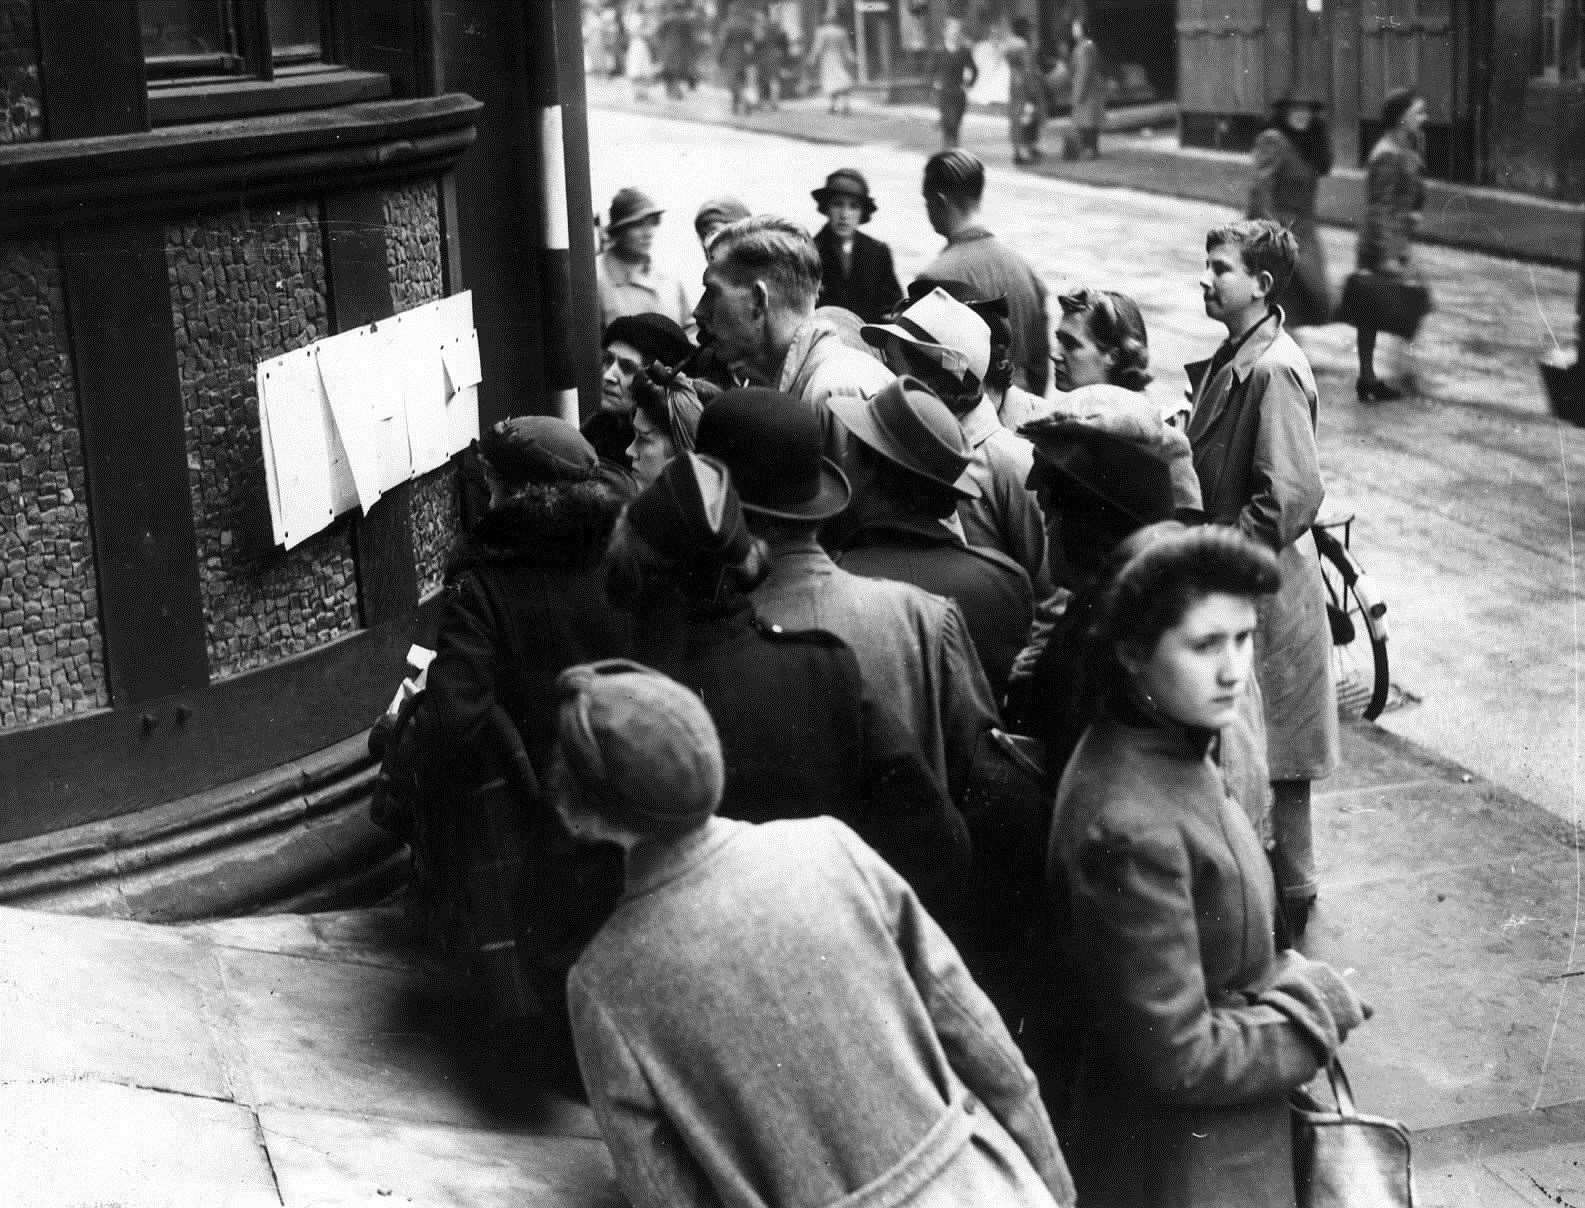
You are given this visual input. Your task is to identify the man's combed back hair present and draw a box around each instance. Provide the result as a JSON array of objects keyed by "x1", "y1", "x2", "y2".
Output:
[
  {"x1": 923, "y1": 150, "x2": 985, "y2": 203},
  {"x1": 710, "y1": 215, "x2": 823, "y2": 311},
  {"x1": 1205, "y1": 218, "x2": 1298, "y2": 300}
]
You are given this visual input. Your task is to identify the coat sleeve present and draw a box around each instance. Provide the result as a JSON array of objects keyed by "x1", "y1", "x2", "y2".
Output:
[
  {"x1": 426, "y1": 576, "x2": 501, "y2": 751},
  {"x1": 1025, "y1": 274, "x2": 1051, "y2": 397},
  {"x1": 568, "y1": 973, "x2": 724, "y2": 1208},
  {"x1": 1067, "y1": 824, "x2": 1322, "y2": 1105},
  {"x1": 938, "y1": 601, "x2": 1001, "y2": 803},
  {"x1": 1235, "y1": 365, "x2": 1324, "y2": 553},
  {"x1": 835, "y1": 826, "x2": 1076, "y2": 1207}
]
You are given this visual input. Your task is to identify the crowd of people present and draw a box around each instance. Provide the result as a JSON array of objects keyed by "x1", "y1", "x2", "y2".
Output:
[{"x1": 381, "y1": 141, "x2": 1380, "y2": 1208}]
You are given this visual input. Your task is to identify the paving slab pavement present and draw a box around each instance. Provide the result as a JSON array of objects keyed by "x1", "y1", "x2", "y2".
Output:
[{"x1": 0, "y1": 720, "x2": 1581, "y2": 1205}]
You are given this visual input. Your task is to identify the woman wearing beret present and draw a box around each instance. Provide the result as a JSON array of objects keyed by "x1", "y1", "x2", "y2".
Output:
[
  {"x1": 607, "y1": 452, "x2": 969, "y2": 912},
  {"x1": 552, "y1": 659, "x2": 1075, "y2": 1208},
  {"x1": 1047, "y1": 523, "x2": 1370, "y2": 1208},
  {"x1": 812, "y1": 168, "x2": 902, "y2": 324}
]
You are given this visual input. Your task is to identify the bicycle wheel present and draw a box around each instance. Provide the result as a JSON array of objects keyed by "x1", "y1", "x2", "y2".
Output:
[{"x1": 1312, "y1": 527, "x2": 1390, "y2": 721}]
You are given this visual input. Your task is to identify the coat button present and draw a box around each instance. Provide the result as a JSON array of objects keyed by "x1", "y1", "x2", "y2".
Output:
[{"x1": 963, "y1": 1094, "x2": 978, "y2": 1115}]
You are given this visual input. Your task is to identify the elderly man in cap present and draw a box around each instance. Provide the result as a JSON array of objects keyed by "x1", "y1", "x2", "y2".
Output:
[
  {"x1": 920, "y1": 151, "x2": 1050, "y2": 396},
  {"x1": 812, "y1": 168, "x2": 902, "y2": 324},
  {"x1": 597, "y1": 187, "x2": 692, "y2": 332},
  {"x1": 827, "y1": 377, "x2": 1034, "y2": 700},
  {"x1": 694, "y1": 215, "x2": 893, "y2": 426},
  {"x1": 695, "y1": 388, "x2": 998, "y2": 807}
]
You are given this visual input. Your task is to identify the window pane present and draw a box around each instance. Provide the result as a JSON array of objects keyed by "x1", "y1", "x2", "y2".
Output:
[
  {"x1": 269, "y1": 0, "x2": 323, "y2": 59},
  {"x1": 142, "y1": 0, "x2": 233, "y2": 56}
]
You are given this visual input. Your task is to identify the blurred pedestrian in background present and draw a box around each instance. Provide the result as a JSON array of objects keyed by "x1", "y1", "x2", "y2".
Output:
[
  {"x1": 655, "y1": 0, "x2": 698, "y2": 99},
  {"x1": 623, "y1": 3, "x2": 656, "y2": 102},
  {"x1": 1067, "y1": 18, "x2": 1103, "y2": 159},
  {"x1": 716, "y1": 1, "x2": 757, "y2": 115},
  {"x1": 1354, "y1": 86, "x2": 1429, "y2": 401},
  {"x1": 811, "y1": 168, "x2": 902, "y2": 324},
  {"x1": 1005, "y1": 18, "x2": 1044, "y2": 164},
  {"x1": 1247, "y1": 94, "x2": 1335, "y2": 328},
  {"x1": 554, "y1": 659, "x2": 1075, "y2": 1208},
  {"x1": 1048, "y1": 522, "x2": 1369, "y2": 1208},
  {"x1": 808, "y1": 2, "x2": 857, "y2": 116},
  {"x1": 932, "y1": 18, "x2": 978, "y2": 149},
  {"x1": 597, "y1": 187, "x2": 693, "y2": 332},
  {"x1": 754, "y1": 10, "x2": 789, "y2": 111}
]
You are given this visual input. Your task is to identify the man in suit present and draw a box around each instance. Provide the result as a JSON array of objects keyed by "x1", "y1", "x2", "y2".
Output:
[{"x1": 811, "y1": 169, "x2": 903, "y2": 324}]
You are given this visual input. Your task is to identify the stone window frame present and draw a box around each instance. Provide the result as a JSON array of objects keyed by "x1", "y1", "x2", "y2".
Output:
[{"x1": 142, "y1": 0, "x2": 391, "y2": 126}]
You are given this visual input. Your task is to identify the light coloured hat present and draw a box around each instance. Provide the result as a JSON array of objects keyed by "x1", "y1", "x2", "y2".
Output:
[
  {"x1": 826, "y1": 376, "x2": 981, "y2": 500},
  {"x1": 861, "y1": 287, "x2": 992, "y2": 388}
]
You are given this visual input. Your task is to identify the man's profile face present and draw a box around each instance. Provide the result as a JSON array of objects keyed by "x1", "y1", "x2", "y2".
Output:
[
  {"x1": 1200, "y1": 242, "x2": 1266, "y2": 327},
  {"x1": 694, "y1": 255, "x2": 761, "y2": 367}
]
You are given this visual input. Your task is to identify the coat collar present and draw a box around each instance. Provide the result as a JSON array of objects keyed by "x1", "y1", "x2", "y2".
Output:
[
  {"x1": 945, "y1": 224, "x2": 994, "y2": 246},
  {"x1": 1187, "y1": 308, "x2": 1283, "y2": 440},
  {"x1": 622, "y1": 817, "x2": 746, "y2": 900}
]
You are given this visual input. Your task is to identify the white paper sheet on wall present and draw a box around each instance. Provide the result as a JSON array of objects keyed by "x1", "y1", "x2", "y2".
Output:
[{"x1": 257, "y1": 290, "x2": 478, "y2": 550}]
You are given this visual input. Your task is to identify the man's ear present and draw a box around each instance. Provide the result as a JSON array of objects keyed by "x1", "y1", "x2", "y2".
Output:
[
  {"x1": 1253, "y1": 269, "x2": 1275, "y2": 303},
  {"x1": 751, "y1": 280, "x2": 771, "y2": 320}
]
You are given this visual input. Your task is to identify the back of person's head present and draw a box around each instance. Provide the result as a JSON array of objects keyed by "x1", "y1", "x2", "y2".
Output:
[
  {"x1": 469, "y1": 417, "x2": 620, "y2": 566},
  {"x1": 1380, "y1": 86, "x2": 1422, "y2": 131},
  {"x1": 709, "y1": 215, "x2": 823, "y2": 313},
  {"x1": 693, "y1": 196, "x2": 752, "y2": 245},
  {"x1": 834, "y1": 377, "x2": 978, "y2": 521},
  {"x1": 694, "y1": 388, "x2": 851, "y2": 529},
  {"x1": 607, "y1": 452, "x2": 769, "y2": 608},
  {"x1": 1204, "y1": 219, "x2": 1298, "y2": 301},
  {"x1": 1056, "y1": 287, "x2": 1153, "y2": 391},
  {"x1": 861, "y1": 286, "x2": 991, "y2": 409},
  {"x1": 923, "y1": 149, "x2": 985, "y2": 204},
  {"x1": 552, "y1": 659, "x2": 724, "y2": 841}
]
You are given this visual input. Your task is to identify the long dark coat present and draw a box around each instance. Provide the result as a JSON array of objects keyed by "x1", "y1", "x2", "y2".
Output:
[
  {"x1": 1248, "y1": 126, "x2": 1332, "y2": 327},
  {"x1": 1186, "y1": 313, "x2": 1339, "y2": 781},
  {"x1": 814, "y1": 225, "x2": 903, "y2": 324}
]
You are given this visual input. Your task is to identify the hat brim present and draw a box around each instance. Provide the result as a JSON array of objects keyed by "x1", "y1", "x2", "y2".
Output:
[
  {"x1": 739, "y1": 457, "x2": 853, "y2": 522},
  {"x1": 826, "y1": 394, "x2": 980, "y2": 500},
  {"x1": 811, "y1": 188, "x2": 877, "y2": 218},
  {"x1": 609, "y1": 206, "x2": 665, "y2": 231},
  {"x1": 858, "y1": 322, "x2": 976, "y2": 381}
]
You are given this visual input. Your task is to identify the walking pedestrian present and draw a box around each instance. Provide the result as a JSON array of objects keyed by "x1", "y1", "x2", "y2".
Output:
[
  {"x1": 920, "y1": 149, "x2": 1051, "y2": 395},
  {"x1": 417, "y1": 416, "x2": 631, "y2": 1079},
  {"x1": 811, "y1": 168, "x2": 902, "y2": 324},
  {"x1": 605, "y1": 452, "x2": 969, "y2": 907},
  {"x1": 553, "y1": 660, "x2": 1076, "y2": 1208},
  {"x1": 716, "y1": 1, "x2": 756, "y2": 115},
  {"x1": 1005, "y1": 18, "x2": 1044, "y2": 164},
  {"x1": 807, "y1": 2, "x2": 857, "y2": 116},
  {"x1": 1048, "y1": 521, "x2": 1370, "y2": 1208},
  {"x1": 655, "y1": 0, "x2": 696, "y2": 100},
  {"x1": 1247, "y1": 94, "x2": 1335, "y2": 328},
  {"x1": 622, "y1": 3, "x2": 656, "y2": 102},
  {"x1": 753, "y1": 10, "x2": 789, "y2": 111},
  {"x1": 1354, "y1": 86, "x2": 1429, "y2": 401},
  {"x1": 694, "y1": 388, "x2": 999, "y2": 808},
  {"x1": 1068, "y1": 18, "x2": 1104, "y2": 159},
  {"x1": 828, "y1": 377, "x2": 1034, "y2": 699},
  {"x1": 1187, "y1": 218, "x2": 1339, "y2": 938},
  {"x1": 932, "y1": 19, "x2": 978, "y2": 149},
  {"x1": 596, "y1": 187, "x2": 692, "y2": 332}
]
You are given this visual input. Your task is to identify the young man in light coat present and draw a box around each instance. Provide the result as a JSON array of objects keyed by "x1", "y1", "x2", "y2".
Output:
[{"x1": 1186, "y1": 218, "x2": 1339, "y2": 938}]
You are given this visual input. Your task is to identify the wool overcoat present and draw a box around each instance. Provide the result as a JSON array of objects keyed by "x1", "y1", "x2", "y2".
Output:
[
  {"x1": 815, "y1": 225, "x2": 903, "y2": 325},
  {"x1": 1186, "y1": 315, "x2": 1339, "y2": 781}
]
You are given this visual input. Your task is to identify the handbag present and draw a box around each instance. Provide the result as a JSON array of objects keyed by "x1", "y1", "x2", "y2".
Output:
[
  {"x1": 1336, "y1": 271, "x2": 1432, "y2": 340},
  {"x1": 1291, "y1": 1057, "x2": 1416, "y2": 1207},
  {"x1": 1541, "y1": 354, "x2": 1585, "y2": 427}
]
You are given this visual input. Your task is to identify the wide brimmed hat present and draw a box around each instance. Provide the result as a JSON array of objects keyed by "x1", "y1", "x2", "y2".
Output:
[
  {"x1": 695, "y1": 388, "x2": 852, "y2": 521},
  {"x1": 1020, "y1": 417, "x2": 1174, "y2": 527},
  {"x1": 827, "y1": 376, "x2": 980, "y2": 499},
  {"x1": 603, "y1": 313, "x2": 693, "y2": 368},
  {"x1": 861, "y1": 287, "x2": 992, "y2": 387},
  {"x1": 811, "y1": 169, "x2": 878, "y2": 221},
  {"x1": 607, "y1": 187, "x2": 664, "y2": 232},
  {"x1": 478, "y1": 416, "x2": 598, "y2": 485}
]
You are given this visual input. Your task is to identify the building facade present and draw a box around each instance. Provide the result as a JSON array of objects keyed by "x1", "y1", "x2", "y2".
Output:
[{"x1": 0, "y1": 0, "x2": 602, "y2": 918}]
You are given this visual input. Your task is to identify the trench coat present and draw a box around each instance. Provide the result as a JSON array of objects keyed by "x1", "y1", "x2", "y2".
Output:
[
  {"x1": 570, "y1": 816, "x2": 1075, "y2": 1208},
  {"x1": 1046, "y1": 709, "x2": 1329, "y2": 1208},
  {"x1": 1069, "y1": 35, "x2": 1104, "y2": 132},
  {"x1": 1186, "y1": 313, "x2": 1339, "y2": 781},
  {"x1": 1248, "y1": 127, "x2": 1332, "y2": 327}
]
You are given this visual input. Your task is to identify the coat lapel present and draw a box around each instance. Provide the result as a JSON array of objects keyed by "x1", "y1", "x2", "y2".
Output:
[{"x1": 1187, "y1": 313, "x2": 1282, "y2": 442}]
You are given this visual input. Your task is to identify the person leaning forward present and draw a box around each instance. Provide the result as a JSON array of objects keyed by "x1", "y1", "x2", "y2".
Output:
[{"x1": 695, "y1": 386, "x2": 999, "y2": 807}]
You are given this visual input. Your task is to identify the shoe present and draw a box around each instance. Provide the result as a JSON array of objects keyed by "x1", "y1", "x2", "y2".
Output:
[{"x1": 1356, "y1": 378, "x2": 1404, "y2": 403}]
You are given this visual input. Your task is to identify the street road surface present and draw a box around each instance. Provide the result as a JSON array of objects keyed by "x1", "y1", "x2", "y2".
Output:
[{"x1": 587, "y1": 105, "x2": 1583, "y2": 830}]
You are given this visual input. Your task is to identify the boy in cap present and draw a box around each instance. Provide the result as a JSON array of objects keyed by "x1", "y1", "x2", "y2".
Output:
[
  {"x1": 554, "y1": 659, "x2": 1075, "y2": 1208},
  {"x1": 811, "y1": 168, "x2": 902, "y2": 324},
  {"x1": 597, "y1": 187, "x2": 692, "y2": 332}
]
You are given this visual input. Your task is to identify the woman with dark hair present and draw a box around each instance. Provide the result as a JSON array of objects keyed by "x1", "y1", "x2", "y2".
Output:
[
  {"x1": 1355, "y1": 85, "x2": 1428, "y2": 401},
  {"x1": 1247, "y1": 95, "x2": 1334, "y2": 328},
  {"x1": 551, "y1": 660, "x2": 1075, "y2": 1208},
  {"x1": 607, "y1": 452, "x2": 969, "y2": 909},
  {"x1": 626, "y1": 361, "x2": 704, "y2": 489},
  {"x1": 1047, "y1": 522, "x2": 1371, "y2": 1208},
  {"x1": 415, "y1": 416, "x2": 632, "y2": 1077}
]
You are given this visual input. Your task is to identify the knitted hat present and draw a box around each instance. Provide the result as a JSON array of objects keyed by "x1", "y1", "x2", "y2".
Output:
[
  {"x1": 478, "y1": 416, "x2": 598, "y2": 485},
  {"x1": 623, "y1": 452, "x2": 755, "y2": 567},
  {"x1": 603, "y1": 313, "x2": 694, "y2": 369},
  {"x1": 607, "y1": 187, "x2": 664, "y2": 232},
  {"x1": 555, "y1": 659, "x2": 724, "y2": 839}
]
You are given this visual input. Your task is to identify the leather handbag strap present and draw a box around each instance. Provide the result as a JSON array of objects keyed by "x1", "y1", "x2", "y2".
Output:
[{"x1": 1324, "y1": 1057, "x2": 1357, "y2": 1116}]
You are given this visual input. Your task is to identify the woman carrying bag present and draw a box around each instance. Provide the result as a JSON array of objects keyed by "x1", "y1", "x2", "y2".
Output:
[
  {"x1": 1046, "y1": 522, "x2": 1371, "y2": 1208},
  {"x1": 1350, "y1": 87, "x2": 1429, "y2": 402}
]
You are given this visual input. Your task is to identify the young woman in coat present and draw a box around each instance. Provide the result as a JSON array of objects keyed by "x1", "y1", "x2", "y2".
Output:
[
  {"x1": 811, "y1": 168, "x2": 902, "y2": 324},
  {"x1": 1047, "y1": 522, "x2": 1370, "y2": 1208},
  {"x1": 606, "y1": 451, "x2": 970, "y2": 913},
  {"x1": 1247, "y1": 95, "x2": 1334, "y2": 328},
  {"x1": 1355, "y1": 86, "x2": 1428, "y2": 401},
  {"x1": 1187, "y1": 220, "x2": 1339, "y2": 938},
  {"x1": 552, "y1": 659, "x2": 1076, "y2": 1208}
]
